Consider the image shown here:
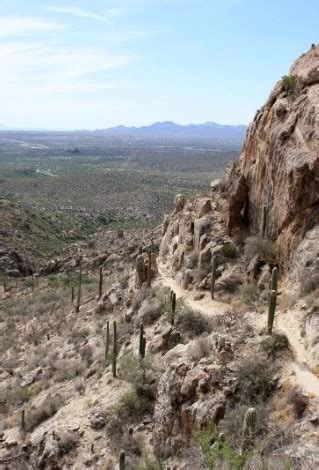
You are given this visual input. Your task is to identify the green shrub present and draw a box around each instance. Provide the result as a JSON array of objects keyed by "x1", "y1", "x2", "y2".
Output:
[
  {"x1": 243, "y1": 237, "x2": 277, "y2": 266},
  {"x1": 222, "y1": 242, "x2": 238, "y2": 259},
  {"x1": 116, "y1": 390, "x2": 153, "y2": 422},
  {"x1": 236, "y1": 358, "x2": 275, "y2": 404},
  {"x1": 219, "y1": 403, "x2": 267, "y2": 450},
  {"x1": 194, "y1": 427, "x2": 246, "y2": 470},
  {"x1": 136, "y1": 455, "x2": 163, "y2": 470},
  {"x1": 175, "y1": 307, "x2": 211, "y2": 338},
  {"x1": 118, "y1": 353, "x2": 152, "y2": 388},
  {"x1": 281, "y1": 74, "x2": 298, "y2": 97}
]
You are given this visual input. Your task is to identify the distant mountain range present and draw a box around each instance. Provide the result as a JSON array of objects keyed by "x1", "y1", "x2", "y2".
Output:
[
  {"x1": 0, "y1": 121, "x2": 248, "y2": 139},
  {"x1": 96, "y1": 121, "x2": 248, "y2": 140}
]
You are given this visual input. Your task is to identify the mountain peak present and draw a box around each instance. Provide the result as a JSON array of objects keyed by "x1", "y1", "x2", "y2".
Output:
[{"x1": 97, "y1": 121, "x2": 247, "y2": 140}]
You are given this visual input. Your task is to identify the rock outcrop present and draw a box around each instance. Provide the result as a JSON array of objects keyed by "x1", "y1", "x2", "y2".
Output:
[
  {"x1": 160, "y1": 45, "x2": 319, "y2": 284},
  {"x1": 228, "y1": 45, "x2": 319, "y2": 267}
]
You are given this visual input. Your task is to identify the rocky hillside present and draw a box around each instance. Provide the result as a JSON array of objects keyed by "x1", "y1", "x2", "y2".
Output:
[{"x1": 0, "y1": 46, "x2": 318, "y2": 469}]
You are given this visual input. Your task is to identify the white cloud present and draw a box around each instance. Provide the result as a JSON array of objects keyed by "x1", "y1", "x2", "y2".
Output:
[
  {"x1": 0, "y1": 16, "x2": 63, "y2": 36},
  {"x1": 47, "y1": 6, "x2": 126, "y2": 22},
  {"x1": 0, "y1": 41, "x2": 136, "y2": 97}
]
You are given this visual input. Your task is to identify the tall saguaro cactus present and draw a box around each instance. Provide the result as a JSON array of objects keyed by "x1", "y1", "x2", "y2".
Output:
[
  {"x1": 241, "y1": 407, "x2": 257, "y2": 454},
  {"x1": 112, "y1": 320, "x2": 117, "y2": 378},
  {"x1": 119, "y1": 450, "x2": 126, "y2": 470},
  {"x1": 139, "y1": 323, "x2": 146, "y2": 359},
  {"x1": 105, "y1": 320, "x2": 110, "y2": 363},
  {"x1": 147, "y1": 245, "x2": 152, "y2": 288},
  {"x1": 211, "y1": 256, "x2": 218, "y2": 299},
  {"x1": 98, "y1": 266, "x2": 103, "y2": 300},
  {"x1": 75, "y1": 261, "x2": 82, "y2": 313},
  {"x1": 170, "y1": 290, "x2": 177, "y2": 325},
  {"x1": 268, "y1": 290, "x2": 277, "y2": 334},
  {"x1": 21, "y1": 409, "x2": 25, "y2": 431},
  {"x1": 270, "y1": 267, "x2": 278, "y2": 292}
]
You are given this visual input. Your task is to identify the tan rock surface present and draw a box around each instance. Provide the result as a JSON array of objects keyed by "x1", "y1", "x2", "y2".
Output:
[{"x1": 228, "y1": 45, "x2": 319, "y2": 267}]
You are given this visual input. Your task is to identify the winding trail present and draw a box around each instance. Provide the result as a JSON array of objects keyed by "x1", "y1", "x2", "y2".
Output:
[{"x1": 158, "y1": 265, "x2": 319, "y2": 398}]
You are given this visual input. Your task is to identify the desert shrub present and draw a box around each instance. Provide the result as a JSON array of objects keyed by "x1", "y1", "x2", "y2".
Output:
[
  {"x1": 24, "y1": 393, "x2": 64, "y2": 431},
  {"x1": 80, "y1": 344, "x2": 94, "y2": 365},
  {"x1": 219, "y1": 403, "x2": 268, "y2": 450},
  {"x1": 175, "y1": 307, "x2": 211, "y2": 338},
  {"x1": 288, "y1": 387, "x2": 308, "y2": 419},
  {"x1": 137, "y1": 299, "x2": 162, "y2": 326},
  {"x1": 243, "y1": 237, "x2": 277, "y2": 266},
  {"x1": 25, "y1": 326, "x2": 43, "y2": 346},
  {"x1": 39, "y1": 291, "x2": 60, "y2": 304},
  {"x1": 299, "y1": 270, "x2": 319, "y2": 295},
  {"x1": 55, "y1": 358, "x2": 85, "y2": 381},
  {"x1": 154, "y1": 286, "x2": 172, "y2": 314},
  {"x1": 239, "y1": 283, "x2": 260, "y2": 308},
  {"x1": 70, "y1": 326, "x2": 91, "y2": 341},
  {"x1": 282, "y1": 74, "x2": 298, "y2": 97},
  {"x1": 131, "y1": 286, "x2": 155, "y2": 311},
  {"x1": 261, "y1": 332, "x2": 289, "y2": 358},
  {"x1": 23, "y1": 277, "x2": 37, "y2": 289},
  {"x1": 187, "y1": 336, "x2": 212, "y2": 361},
  {"x1": 58, "y1": 430, "x2": 79, "y2": 455},
  {"x1": 136, "y1": 455, "x2": 163, "y2": 470},
  {"x1": 222, "y1": 242, "x2": 238, "y2": 259},
  {"x1": 0, "y1": 382, "x2": 31, "y2": 413},
  {"x1": 75, "y1": 378, "x2": 86, "y2": 395},
  {"x1": 116, "y1": 390, "x2": 153, "y2": 423},
  {"x1": 118, "y1": 353, "x2": 152, "y2": 388},
  {"x1": 236, "y1": 357, "x2": 275, "y2": 405},
  {"x1": 194, "y1": 427, "x2": 246, "y2": 470},
  {"x1": 217, "y1": 273, "x2": 243, "y2": 293}
]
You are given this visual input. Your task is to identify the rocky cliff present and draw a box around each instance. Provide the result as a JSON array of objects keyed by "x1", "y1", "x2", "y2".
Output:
[
  {"x1": 160, "y1": 45, "x2": 319, "y2": 290},
  {"x1": 228, "y1": 45, "x2": 319, "y2": 266}
]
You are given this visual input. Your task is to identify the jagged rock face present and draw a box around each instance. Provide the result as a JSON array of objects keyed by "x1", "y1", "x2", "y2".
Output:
[
  {"x1": 159, "y1": 192, "x2": 230, "y2": 289},
  {"x1": 228, "y1": 45, "x2": 319, "y2": 266}
]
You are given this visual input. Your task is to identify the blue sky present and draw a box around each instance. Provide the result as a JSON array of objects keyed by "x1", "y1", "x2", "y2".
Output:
[{"x1": 0, "y1": 0, "x2": 317, "y2": 129}]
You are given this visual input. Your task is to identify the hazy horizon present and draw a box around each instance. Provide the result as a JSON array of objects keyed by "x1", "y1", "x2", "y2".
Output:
[
  {"x1": 0, "y1": 119, "x2": 248, "y2": 132},
  {"x1": 0, "y1": 0, "x2": 317, "y2": 130}
]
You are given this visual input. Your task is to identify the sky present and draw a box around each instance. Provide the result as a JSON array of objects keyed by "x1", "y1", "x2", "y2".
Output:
[{"x1": 0, "y1": 0, "x2": 318, "y2": 130}]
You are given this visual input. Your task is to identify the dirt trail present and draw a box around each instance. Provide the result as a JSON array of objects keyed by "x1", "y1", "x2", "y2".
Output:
[
  {"x1": 159, "y1": 269, "x2": 229, "y2": 317},
  {"x1": 158, "y1": 266, "x2": 319, "y2": 398}
]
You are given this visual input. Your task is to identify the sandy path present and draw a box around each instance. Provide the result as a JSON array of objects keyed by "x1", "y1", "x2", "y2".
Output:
[
  {"x1": 276, "y1": 309, "x2": 319, "y2": 397},
  {"x1": 158, "y1": 266, "x2": 319, "y2": 397},
  {"x1": 159, "y1": 270, "x2": 229, "y2": 317}
]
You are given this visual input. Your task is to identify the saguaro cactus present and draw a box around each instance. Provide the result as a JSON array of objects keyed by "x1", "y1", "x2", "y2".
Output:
[
  {"x1": 112, "y1": 320, "x2": 117, "y2": 378},
  {"x1": 270, "y1": 267, "x2": 278, "y2": 292},
  {"x1": 98, "y1": 266, "x2": 103, "y2": 300},
  {"x1": 139, "y1": 323, "x2": 146, "y2": 359},
  {"x1": 147, "y1": 246, "x2": 152, "y2": 288},
  {"x1": 21, "y1": 409, "x2": 25, "y2": 430},
  {"x1": 119, "y1": 450, "x2": 126, "y2": 470},
  {"x1": 211, "y1": 432, "x2": 226, "y2": 451},
  {"x1": 170, "y1": 290, "x2": 177, "y2": 325},
  {"x1": 105, "y1": 320, "x2": 110, "y2": 363},
  {"x1": 75, "y1": 262, "x2": 82, "y2": 313},
  {"x1": 211, "y1": 256, "x2": 218, "y2": 299},
  {"x1": 268, "y1": 290, "x2": 277, "y2": 334},
  {"x1": 241, "y1": 407, "x2": 257, "y2": 454}
]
